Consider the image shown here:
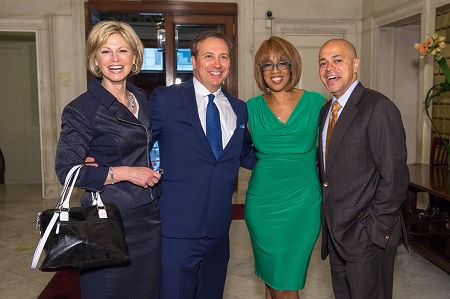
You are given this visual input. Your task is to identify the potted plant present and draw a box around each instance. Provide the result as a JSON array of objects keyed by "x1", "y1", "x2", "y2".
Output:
[{"x1": 415, "y1": 33, "x2": 450, "y2": 154}]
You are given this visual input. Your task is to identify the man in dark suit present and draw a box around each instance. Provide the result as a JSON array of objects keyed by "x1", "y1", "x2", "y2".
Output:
[
  {"x1": 317, "y1": 38, "x2": 409, "y2": 299},
  {"x1": 149, "y1": 30, "x2": 254, "y2": 299}
]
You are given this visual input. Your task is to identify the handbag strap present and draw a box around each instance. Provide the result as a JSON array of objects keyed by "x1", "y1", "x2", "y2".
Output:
[
  {"x1": 31, "y1": 165, "x2": 108, "y2": 269},
  {"x1": 30, "y1": 165, "x2": 81, "y2": 269},
  {"x1": 60, "y1": 165, "x2": 82, "y2": 221},
  {"x1": 91, "y1": 191, "x2": 107, "y2": 219},
  {"x1": 30, "y1": 211, "x2": 59, "y2": 269}
]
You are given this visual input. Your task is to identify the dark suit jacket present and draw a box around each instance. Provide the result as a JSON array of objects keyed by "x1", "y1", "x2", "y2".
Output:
[
  {"x1": 149, "y1": 77, "x2": 254, "y2": 239},
  {"x1": 318, "y1": 82, "x2": 409, "y2": 262},
  {"x1": 55, "y1": 77, "x2": 161, "y2": 211}
]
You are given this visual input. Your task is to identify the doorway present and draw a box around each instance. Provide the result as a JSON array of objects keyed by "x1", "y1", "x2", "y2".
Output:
[
  {"x1": 86, "y1": 1, "x2": 238, "y2": 96},
  {"x1": 0, "y1": 32, "x2": 41, "y2": 184},
  {"x1": 378, "y1": 16, "x2": 420, "y2": 164}
]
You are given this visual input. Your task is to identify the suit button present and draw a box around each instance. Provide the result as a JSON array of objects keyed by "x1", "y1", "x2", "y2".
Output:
[
  {"x1": 323, "y1": 182, "x2": 328, "y2": 187},
  {"x1": 385, "y1": 235, "x2": 390, "y2": 239}
]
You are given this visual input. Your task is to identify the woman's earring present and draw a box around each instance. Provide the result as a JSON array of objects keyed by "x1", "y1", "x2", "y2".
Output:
[
  {"x1": 94, "y1": 65, "x2": 101, "y2": 76},
  {"x1": 131, "y1": 63, "x2": 138, "y2": 73}
]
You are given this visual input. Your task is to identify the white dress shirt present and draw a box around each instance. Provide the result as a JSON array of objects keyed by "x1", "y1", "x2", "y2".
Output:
[{"x1": 193, "y1": 77, "x2": 236, "y2": 149}]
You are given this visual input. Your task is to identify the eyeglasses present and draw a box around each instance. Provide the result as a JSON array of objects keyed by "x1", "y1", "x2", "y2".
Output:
[{"x1": 259, "y1": 61, "x2": 291, "y2": 72}]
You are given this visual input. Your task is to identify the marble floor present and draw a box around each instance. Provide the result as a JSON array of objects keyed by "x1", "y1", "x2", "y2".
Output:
[{"x1": 0, "y1": 184, "x2": 449, "y2": 299}]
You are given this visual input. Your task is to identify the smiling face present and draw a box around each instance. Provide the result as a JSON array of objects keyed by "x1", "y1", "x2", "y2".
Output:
[
  {"x1": 191, "y1": 37, "x2": 230, "y2": 93},
  {"x1": 318, "y1": 39, "x2": 359, "y2": 99},
  {"x1": 94, "y1": 33, "x2": 136, "y2": 86},
  {"x1": 262, "y1": 53, "x2": 292, "y2": 93}
]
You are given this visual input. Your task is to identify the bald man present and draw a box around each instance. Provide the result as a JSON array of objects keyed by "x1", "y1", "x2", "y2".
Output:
[{"x1": 317, "y1": 38, "x2": 409, "y2": 299}]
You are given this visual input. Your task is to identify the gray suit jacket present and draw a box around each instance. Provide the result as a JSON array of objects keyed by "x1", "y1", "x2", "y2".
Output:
[{"x1": 318, "y1": 82, "x2": 409, "y2": 262}]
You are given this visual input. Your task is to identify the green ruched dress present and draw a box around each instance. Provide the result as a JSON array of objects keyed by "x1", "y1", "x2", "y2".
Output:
[{"x1": 244, "y1": 91, "x2": 324, "y2": 290}]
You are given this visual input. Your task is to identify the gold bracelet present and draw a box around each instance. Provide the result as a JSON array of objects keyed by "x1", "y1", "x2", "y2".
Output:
[{"x1": 109, "y1": 167, "x2": 114, "y2": 185}]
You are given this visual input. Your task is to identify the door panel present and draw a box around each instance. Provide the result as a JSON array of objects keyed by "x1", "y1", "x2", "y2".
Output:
[
  {"x1": 284, "y1": 34, "x2": 342, "y2": 99},
  {"x1": 86, "y1": 1, "x2": 237, "y2": 95}
]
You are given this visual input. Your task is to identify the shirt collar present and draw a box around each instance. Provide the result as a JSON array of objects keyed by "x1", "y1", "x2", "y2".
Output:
[
  {"x1": 193, "y1": 77, "x2": 221, "y2": 99},
  {"x1": 332, "y1": 80, "x2": 359, "y2": 107}
]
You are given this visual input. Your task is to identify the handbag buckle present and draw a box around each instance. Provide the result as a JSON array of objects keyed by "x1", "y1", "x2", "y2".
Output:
[
  {"x1": 97, "y1": 205, "x2": 107, "y2": 219},
  {"x1": 60, "y1": 207, "x2": 69, "y2": 221}
]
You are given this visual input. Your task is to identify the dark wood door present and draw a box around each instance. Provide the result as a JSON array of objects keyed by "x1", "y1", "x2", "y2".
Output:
[{"x1": 85, "y1": 1, "x2": 237, "y2": 95}]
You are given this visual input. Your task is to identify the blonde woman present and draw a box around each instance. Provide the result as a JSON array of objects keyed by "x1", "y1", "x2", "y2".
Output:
[{"x1": 55, "y1": 21, "x2": 162, "y2": 298}]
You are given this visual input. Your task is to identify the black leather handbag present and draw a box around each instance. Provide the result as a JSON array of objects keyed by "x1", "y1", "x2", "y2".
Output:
[{"x1": 31, "y1": 165, "x2": 130, "y2": 272}]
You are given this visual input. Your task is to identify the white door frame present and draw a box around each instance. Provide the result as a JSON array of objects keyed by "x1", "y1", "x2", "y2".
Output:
[
  {"x1": 0, "y1": 16, "x2": 58, "y2": 198},
  {"x1": 373, "y1": 2, "x2": 425, "y2": 163}
]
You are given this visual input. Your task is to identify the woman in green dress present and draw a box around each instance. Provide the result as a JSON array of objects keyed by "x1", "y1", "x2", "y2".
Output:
[{"x1": 245, "y1": 36, "x2": 325, "y2": 299}]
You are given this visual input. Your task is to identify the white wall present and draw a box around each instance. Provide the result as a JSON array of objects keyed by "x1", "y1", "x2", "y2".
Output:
[{"x1": 2, "y1": 0, "x2": 446, "y2": 197}]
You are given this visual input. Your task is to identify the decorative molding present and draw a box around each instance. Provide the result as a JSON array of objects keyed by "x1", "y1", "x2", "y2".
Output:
[
  {"x1": 272, "y1": 19, "x2": 360, "y2": 50},
  {"x1": 272, "y1": 19, "x2": 358, "y2": 34},
  {"x1": 236, "y1": 0, "x2": 253, "y2": 102},
  {"x1": 373, "y1": 2, "x2": 424, "y2": 27},
  {"x1": 370, "y1": 2, "x2": 426, "y2": 163},
  {"x1": 0, "y1": 15, "x2": 57, "y2": 199},
  {"x1": 0, "y1": 16, "x2": 49, "y2": 29},
  {"x1": 373, "y1": 1, "x2": 423, "y2": 27},
  {"x1": 371, "y1": 1, "x2": 423, "y2": 88}
]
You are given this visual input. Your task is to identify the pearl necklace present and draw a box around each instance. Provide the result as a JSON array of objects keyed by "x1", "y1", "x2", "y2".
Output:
[{"x1": 126, "y1": 90, "x2": 135, "y2": 112}]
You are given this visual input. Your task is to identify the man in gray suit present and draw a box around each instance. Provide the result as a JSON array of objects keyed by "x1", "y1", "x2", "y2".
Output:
[{"x1": 317, "y1": 38, "x2": 409, "y2": 299}]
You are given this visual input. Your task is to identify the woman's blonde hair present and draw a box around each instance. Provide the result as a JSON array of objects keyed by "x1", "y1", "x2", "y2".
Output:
[
  {"x1": 253, "y1": 36, "x2": 302, "y2": 93},
  {"x1": 85, "y1": 20, "x2": 144, "y2": 78}
]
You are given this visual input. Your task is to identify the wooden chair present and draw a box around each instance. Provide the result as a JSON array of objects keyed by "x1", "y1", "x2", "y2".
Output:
[{"x1": 430, "y1": 136, "x2": 449, "y2": 166}]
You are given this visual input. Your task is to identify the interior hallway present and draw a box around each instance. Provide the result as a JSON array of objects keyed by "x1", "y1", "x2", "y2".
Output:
[{"x1": 0, "y1": 184, "x2": 449, "y2": 299}]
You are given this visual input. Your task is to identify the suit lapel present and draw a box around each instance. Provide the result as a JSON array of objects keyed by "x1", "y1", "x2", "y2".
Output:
[
  {"x1": 180, "y1": 82, "x2": 241, "y2": 160},
  {"x1": 180, "y1": 84, "x2": 214, "y2": 157},
  {"x1": 116, "y1": 103, "x2": 140, "y2": 124},
  {"x1": 325, "y1": 83, "x2": 365, "y2": 175}
]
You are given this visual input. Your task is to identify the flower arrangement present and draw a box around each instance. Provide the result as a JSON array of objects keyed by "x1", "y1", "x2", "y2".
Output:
[{"x1": 414, "y1": 33, "x2": 450, "y2": 154}]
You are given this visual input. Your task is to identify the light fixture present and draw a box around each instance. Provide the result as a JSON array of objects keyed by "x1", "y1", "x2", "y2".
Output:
[{"x1": 157, "y1": 29, "x2": 165, "y2": 49}]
